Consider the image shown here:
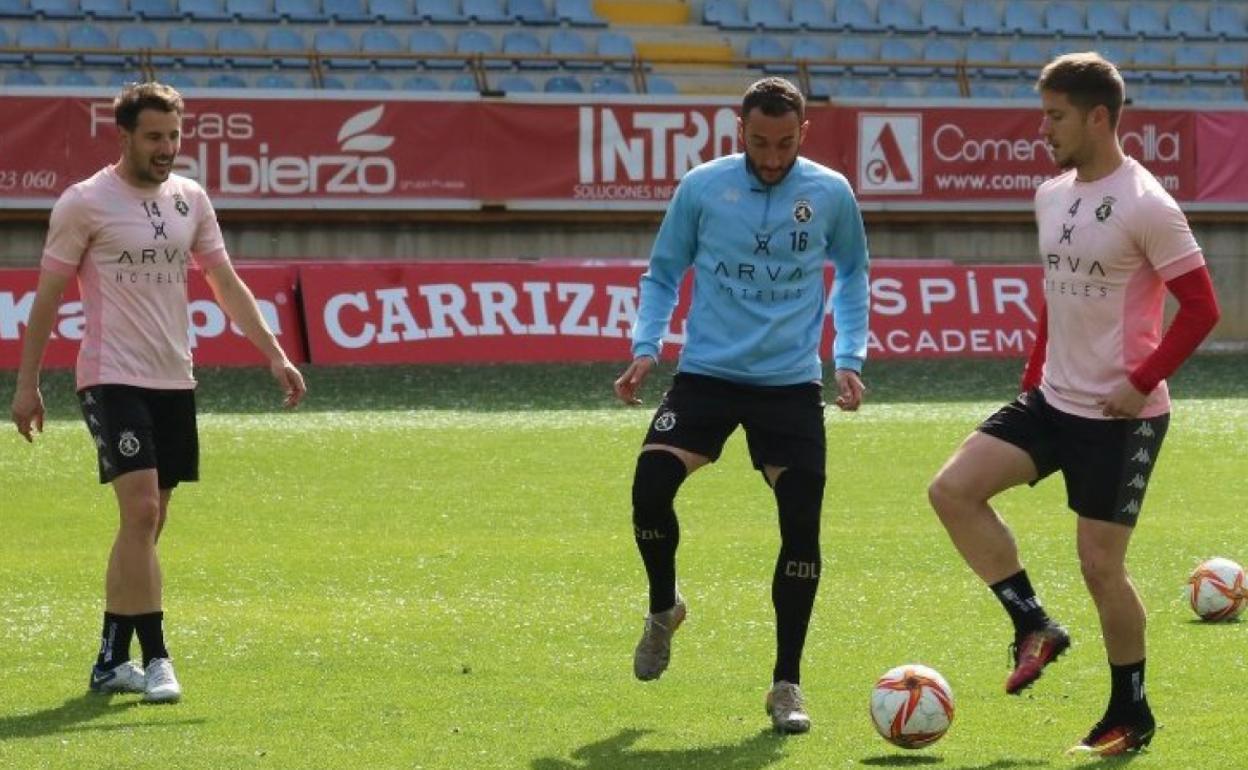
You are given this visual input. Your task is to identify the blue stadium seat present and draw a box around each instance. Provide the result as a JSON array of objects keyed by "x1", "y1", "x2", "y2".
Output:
[
  {"x1": 961, "y1": 0, "x2": 1000, "y2": 35},
  {"x1": 747, "y1": 0, "x2": 795, "y2": 30},
  {"x1": 0, "y1": 0, "x2": 36, "y2": 19},
  {"x1": 1214, "y1": 47, "x2": 1246, "y2": 83},
  {"x1": 205, "y1": 73, "x2": 247, "y2": 88},
  {"x1": 1209, "y1": 5, "x2": 1247, "y2": 41},
  {"x1": 162, "y1": 72, "x2": 197, "y2": 88},
  {"x1": 1094, "y1": 42, "x2": 1130, "y2": 69},
  {"x1": 179, "y1": 0, "x2": 229, "y2": 20},
  {"x1": 835, "y1": 0, "x2": 880, "y2": 32},
  {"x1": 922, "y1": 38, "x2": 959, "y2": 77},
  {"x1": 80, "y1": 0, "x2": 128, "y2": 18},
  {"x1": 835, "y1": 37, "x2": 885, "y2": 76},
  {"x1": 317, "y1": 74, "x2": 347, "y2": 89},
  {"x1": 409, "y1": 28, "x2": 459, "y2": 69},
  {"x1": 878, "y1": 0, "x2": 922, "y2": 34},
  {"x1": 1133, "y1": 83, "x2": 1170, "y2": 102},
  {"x1": 497, "y1": 73, "x2": 537, "y2": 92},
  {"x1": 30, "y1": 0, "x2": 79, "y2": 19},
  {"x1": 924, "y1": 79, "x2": 960, "y2": 98},
  {"x1": 597, "y1": 31, "x2": 634, "y2": 70},
  {"x1": 57, "y1": 69, "x2": 97, "y2": 84},
  {"x1": 462, "y1": 0, "x2": 505, "y2": 23},
  {"x1": 324, "y1": 0, "x2": 369, "y2": 21},
  {"x1": 878, "y1": 78, "x2": 919, "y2": 98},
  {"x1": 0, "y1": 26, "x2": 19, "y2": 62},
  {"x1": 1007, "y1": 81, "x2": 1035, "y2": 99},
  {"x1": 509, "y1": 0, "x2": 553, "y2": 24},
  {"x1": 1167, "y1": 6, "x2": 1211, "y2": 41},
  {"x1": 1044, "y1": 2, "x2": 1084, "y2": 37},
  {"x1": 18, "y1": 22, "x2": 73, "y2": 64},
  {"x1": 448, "y1": 73, "x2": 477, "y2": 91},
  {"x1": 1006, "y1": 40, "x2": 1046, "y2": 78},
  {"x1": 969, "y1": 82, "x2": 1005, "y2": 99},
  {"x1": 130, "y1": 0, "x2": 180, "y2": 19},
  {"x1": 646, "y1": 74, "x2": 677, "y2": 93},
  {"x1": 315, "y1": 28, "x2": 366, "y2": 69},
  {"x1": 554, "y1": 0, "x2": 603, "y2": 26},
  {"x1": 275, "y1": 0, "x2": 322, "y2": 21},
  {"x1": 401, "y1": 74, "x2": 440, "y2": 91},
  {"x1": 1003, "y1": 0, "x2": 1044, "y2": 36},
  {"x1": 590, "y1": 74, "x2": 629, "y2": 93},
  {"x1": 791, "y1": 36, "x2": 833, "y2": 74},
  {"x1": 256, "y1": 72, "x2": 295, "y2": 87},
  {"x1": 502, "y1": 29, "x2": 554, "y2": 69},
  {"x1": 264, "y1": 27, "x2": 309, "y2": 68},
  {"x1": 6, "y1": 68, "x2": 46, "y2": 85},
  {"x1": 919, "y1": 0, "x2": 963, "y2": 34},
  {"x1": 549, "y1": 28, "x2": 597, "y2": 69},
  {"x1": 1174, "y1": 45, "x2": 1219, "y2": 84},
  {"x1": 457, "y1": 29, "x2": 506, "y2": 70},
  {"x1": 167, "y1": 25, "x2": 212, "y2": 67},
  {"x1": 355, "y1": 73, "x2": 394, "y2": 89},
  {"x1": 703, "y1": 0, "x2": 748, "y2": 30},
  {"x1": 1087, "y1": 2, "x2": 1131, "y2": 39},
  {"x1": 68, "y1": 22, "x2": 120, "y2": 65},
  {"x1": 790, "y1": 0, "x2": 834, "y2": 31},
  {"x1": 746, "y1": 35, "x2": 791, "y2": 73},
  {"x1": 105, "y1": 70, "x2": 143, "y2": 86},
  {"x1": 965, "y1": 39, "x2": 1010, "y2": 79},
  {"x1": 225, "y1": 0, "x2": 278, "y2": 20},
  {"x1": 369, "y1": 0, "x2": 418, "y2": 21},
  {"x1": 880, "y1": 38, "x2": 924, "y2": 77},
  {"x1": 1133, "y1": 43, "x2": 1178, "y2": 83},
  {"x1": 416, "y1": 0, "x2": 461, "y2": 21},
  {"x1": 1127, "y1": 3, "x2": 1173, "y2": 40},
  {"x1": 361, "y1": 28, "x2": 406, "y2": 69},
  {"x1": 837, "y1": 79, "x2": 873, "y2": 97},
  {"x1": 544, "y1": 74, "x2": 582, "y2": 92},
  {"x1": 216, "y1": 27, "x2": 265, "y2": 68}
]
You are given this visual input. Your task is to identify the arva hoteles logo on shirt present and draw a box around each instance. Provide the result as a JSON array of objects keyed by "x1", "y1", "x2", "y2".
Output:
[
  {"x1": 1044, "y1": 253, "x2": 1109, "y2": 299},
  {"x1": 113, "y1": 247, "x2": 190, "y2": 287}
]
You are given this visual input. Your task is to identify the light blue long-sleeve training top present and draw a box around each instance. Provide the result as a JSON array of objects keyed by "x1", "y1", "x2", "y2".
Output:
[{"x1": 631, "y1": 153, "x2": 871, "y2": 386}]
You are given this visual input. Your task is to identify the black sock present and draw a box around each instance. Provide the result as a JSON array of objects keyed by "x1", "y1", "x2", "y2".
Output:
[
  {"x1": 94, "y1": 612, "x2": 134, "y2": 671},
  {"x1": 771, "y1": 469, "x2": 824, "y2": 685},
  {"x1": 132, "y1": 611, "x2": 169, "y2": 666},
  {"x1": 1108, "y1": 659, "x2": 1149, "y2": 717},
  {"x1": 632, "y1": 451, "x2": 686, "y2": 614},
  {"x1": 990, "y1": 570, "x2": 1050, "y2": 636}
]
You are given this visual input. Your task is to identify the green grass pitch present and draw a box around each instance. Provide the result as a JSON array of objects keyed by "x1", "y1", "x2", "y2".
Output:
[{"x1": 1, "y1": 357, "x2": 1244, "y2": 768}]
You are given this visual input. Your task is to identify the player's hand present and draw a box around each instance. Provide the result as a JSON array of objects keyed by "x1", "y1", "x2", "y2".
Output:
[
  {"x1": 1099, "y1": 380, "x2": 1147, "y2": 419},
  {"x1": 270, "y1": 359, "x2": 307, "y2": 409},
  {"x1": 614, "y1": 356, "x2": 656, "y2": 406},
  {"x1": 833, "y1": 368, "x2": 865, "y2": 412},
  {"x1": 11, "y1": 385, "x2": 45, "y2": 442}
]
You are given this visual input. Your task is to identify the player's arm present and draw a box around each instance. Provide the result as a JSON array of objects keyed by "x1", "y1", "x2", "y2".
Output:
[
  {"x1": 1127, "y1": 265, "x2": 1220, "y2": 394},
  {"x1": 204, "y1": 261, "x2": 306, "y2": 408},
  {"x1": 10, "y1": 269, "x2": 72, "y2": 442},
  {"x1": 615, "y1": 176, "x2": 698, "y2": 405},
  {"x1": 826, "y1": 178, "x2": 870, "y2": 411},
  {"x1": 1020, "y1": 301, "x2": 1048, "y2": 392}
]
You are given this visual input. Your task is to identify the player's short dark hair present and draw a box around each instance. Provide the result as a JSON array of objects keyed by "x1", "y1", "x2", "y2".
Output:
[
  {"x1": 1036, "y1": 52, "x2": 1125, "y2": 129},
  {"x1": 114, "y1": 82, "x2": 184, "y2": 132},
  {"x1": 741, "y1": 77, "x2": 805, "y2": 121}
]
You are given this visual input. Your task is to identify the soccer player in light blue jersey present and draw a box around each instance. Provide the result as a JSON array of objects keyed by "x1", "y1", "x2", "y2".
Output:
[{"x1": 613, "y1": 77, "x2": 870, "y2": 734}]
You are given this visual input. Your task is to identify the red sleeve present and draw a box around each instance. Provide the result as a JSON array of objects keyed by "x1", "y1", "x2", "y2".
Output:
[
  {"x1": 1020, "y1": 301, "x2": 1047, "y2": 392},
  {"x1": 1128, "y1": 265, "x2": 1221, "y2": 394}
]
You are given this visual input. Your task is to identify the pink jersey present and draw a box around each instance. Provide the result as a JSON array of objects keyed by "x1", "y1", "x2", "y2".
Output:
[
  {"x1": 40, "y1": 166, "x2": 229, "y2": 390},
  {"x1": 1035, "y1": 156, "x2": 1204, "y2": 419}
]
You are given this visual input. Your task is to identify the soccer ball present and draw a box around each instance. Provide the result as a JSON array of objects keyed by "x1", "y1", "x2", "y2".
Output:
[
  {"x1": 1187, "y1": 557, "x2": 1247, "y2": 621},
  {"x1": 869, "y1": 664, "x2": 954, "y2": 749}
]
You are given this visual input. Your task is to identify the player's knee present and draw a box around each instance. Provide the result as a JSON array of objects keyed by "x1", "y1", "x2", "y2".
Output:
[
  {"x1": 928, "y1": 470, "x2": 969, "y2": 518},
  {"x1": 119, "y1": 494, "x2": 161, "y2": 535},
  {"x1": 632, "y1": 450, "x2": 687, "y2": 525},
  {"x1": 1078, "y1": 548, "x2": 1128, "y2": 595}
]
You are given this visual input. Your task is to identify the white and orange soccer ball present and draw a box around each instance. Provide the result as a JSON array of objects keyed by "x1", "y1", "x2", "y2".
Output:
[
  {"x1": 1187, "y1": 557, "x2": 1247, "y2": 621},
  {"x1": 869, "y1": 664, "x2": 954, "y2": 749}
]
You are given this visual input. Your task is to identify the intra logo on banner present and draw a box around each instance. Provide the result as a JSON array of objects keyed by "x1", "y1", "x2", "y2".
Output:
[
  {"x1": 858, "y1": 113, "x2": 922, "y2": 194},
  {"x1": 575, "y1": 107, "x2": 738, "y2": 200}
]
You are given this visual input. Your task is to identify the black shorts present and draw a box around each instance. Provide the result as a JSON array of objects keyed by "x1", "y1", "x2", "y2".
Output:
[
  {"x1": 642, "y1": 373, "x2": 827, "y2": 476},
  {"x1": 77, "y1": 385, "x2": 199, "y2": 490},
  {"x1": 978, "y1": 388, "x2": 1169, "y2": 526}
]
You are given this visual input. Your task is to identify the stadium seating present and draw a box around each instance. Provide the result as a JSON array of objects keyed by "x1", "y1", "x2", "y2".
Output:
[
  {"x1": 360, "y1": 27, "x2": 406, "y2": 68},
  {"x1": 498, "y1": 73, "x2": 537, "y2": 91},
  {"x1": 746, "y1": 0, "x2": 794, "y2": 31},
  {"x1": 1003, "y1": 0, "x2": 1044, "y2": 36},
  {"x1": 544, "y1": 74, "x2": 582, "y2": 92},
  {"x1": 553, "y1": 0, "x2": 602, "y2": 26},
  {"x1": 409, "y1": 28, "x2": 458, "y2": 69},
  {"x1": 80, "y1": 0, "x2": 128, "y2": 19},
  {"x1": 1209, "y1": 5, "x2": 1247, "y2": 41},
  {"x1": 502, "y1": 29, "x2": 555, "y2": 70},
  {"x1": 1127, "y1": 2, "x2": 1173, "y2": 39},
  {"x1": 30, "y1": 0, "x2": 78, "y2": 19},
  {"x1": 1167, "y1": 5, "x2": 1211, "y2": 41},
  {"x1": 836, "y1": 0, "x2": 881, "y2": 33},
  {"x1": 131, "y1": 0, "x2": 180, "y2": 20},
  {"x1": 962, "y1": 0, "x2": 1000, "y2": 34},
  {"x1": 178, "y1": 0, "x2": 230, "y2": 21},
  {"x1": 325, "y1": 0, "x2": 369, "y2": 21},
  {"x1": 264, "y1": 26, "x2": 309, "y2": 68},
  {"x1": 402, "y1": 74, "x2": 440, "y2": 90},
  {"x1": 369, "y1": 0, "x2": 418, "y2": 22},
  {"x1": 225, "y1": 0, "x2": 279, "y2": 22},
  {"x1": 790, "y1": 0, "x2": 834, "y2": 31},
  {"x1": 166, "y1": 25, "x2": 212, "y2": 68},
  {"x1": 920, "y1": 0, "x2": 964, "y2": 34},
  {"x1": 257, "y1": 72, "x2": 297, "y2": 87},
  {"x1": 589, "y1": 74, "x2": 629, "y2": 93},
  {"x1": 1087, "y1": 2, "x2": 1131, "y2": 39},
  {"x1": 355, "y1": 72, "x2": 395, "y2": 89},
  {"x1": 549, "y1": 28, "x2": 596, "y2": 69},
  {"x1": 1044, "y1": 2, "x2": 1084, "y2": 37},
  {"x1": 67, "y1": 22, "x2": 117, "y2": 65},
  {"x1": 878, "y1": 0, "x2": 922, "y2": 34}
]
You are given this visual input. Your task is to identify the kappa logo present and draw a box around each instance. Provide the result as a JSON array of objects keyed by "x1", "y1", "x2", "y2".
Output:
[
  {"x1": 118, "y1": 430, "x2": 141, "y2": 458},
  {"x1": 1132, "y1": 448, "x2": 1151, "y2": 464},
  {"x1": 654, "y1": 411, "x2": 677, "y2": 432},
  {"x1": 1127, "y1": 474, "x2": 1148, "y2": 490},
  {"x1": 793, "y1": 199, "x2": 813, "y2": 223},
  {"x1": 1134, "y1": 422, "x2": 1155, "y2": 438},
  {"x1": 858, "y1": 114, "x2": 922, "y2": 194},
  {"x1": 1121, "y1": 499, "x2": 1141, "y2": 516}
]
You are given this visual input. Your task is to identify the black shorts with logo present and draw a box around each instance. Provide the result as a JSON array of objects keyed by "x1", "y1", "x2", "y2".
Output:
[
  {"x1": 77, "y1": 385, "x2": 199, "y2": 490},
  {"x1": 977, "y1": 388, "x2": 1169, "y2": 526},
  {"x1": 642, "y1": 373, "x2": 827, "y2": 476}
]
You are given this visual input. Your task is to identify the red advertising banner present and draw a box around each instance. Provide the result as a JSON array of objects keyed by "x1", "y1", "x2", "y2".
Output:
[
  {"x1": 0, "y1": 265, "x2": 306, "y2": 369},
  {"x1": 0, "y1": 95, "x2": 1222, "y2": 211},
  {"x1": 300, "y1": 261, "x2": 1042, "y2": 365}
]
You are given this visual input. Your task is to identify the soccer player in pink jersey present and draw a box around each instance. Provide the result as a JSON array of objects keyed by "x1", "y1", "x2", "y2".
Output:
[
  {"x1": 927, "y1": 53, "x2": 1220, "y2": 756},
  {"x1": 9, "y1": 83, "x2": 306, "y2": 703}
]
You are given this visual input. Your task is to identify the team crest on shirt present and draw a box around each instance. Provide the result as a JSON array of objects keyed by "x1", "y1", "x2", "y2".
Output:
[
  {"x1": 723, "y1": 187, "x2": 741, "y2": 203},
  {"x1": 654, "y1": 411, "x2": 677, "y2": 432},
  {"x1": 793, "y1": 199, "x2": 813, "y2": 223},
  {"x1": 173, "y1": 194, "x2": 189, "y2": 217},
  {"x1": 1095, "y1": 196, "x2": 1116, "y2": 222},
  {"x1": 118, "y1": 430, "x2": 141, "y2": 458}
]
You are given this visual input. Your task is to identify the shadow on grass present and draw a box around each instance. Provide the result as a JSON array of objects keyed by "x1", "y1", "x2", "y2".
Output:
[
  {"x1": 531, "y1": 728, "x2": 786, "y2": 770},
  {"x1": 0, "y1": 694, "x2": 204, "y2": 741}
]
